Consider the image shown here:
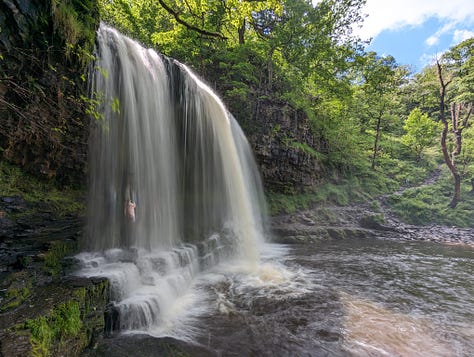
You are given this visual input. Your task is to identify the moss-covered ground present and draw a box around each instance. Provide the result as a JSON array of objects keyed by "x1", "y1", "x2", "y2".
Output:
[{"x1": 0, "y1": 161, "x2": 85, "y2": 217}]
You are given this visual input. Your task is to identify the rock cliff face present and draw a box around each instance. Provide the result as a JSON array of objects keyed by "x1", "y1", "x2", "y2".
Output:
[
  {"x1": 249, "y1": 98, "x2": 323, "y2": 193},
  {"x1": 0, "y1": 0, "x2": 99, "y2": 186}
]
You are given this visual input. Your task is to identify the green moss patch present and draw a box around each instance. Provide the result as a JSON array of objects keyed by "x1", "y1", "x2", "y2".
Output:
[
  {"x1": 0, "y1": 161, "x2": 85, "y2": 217},
  {"x1": 26, "y1": 301, "x2": 83, "y2": 357},
  {"x1": 42, "y1": 240, "x2": 77, "y2": 277}
]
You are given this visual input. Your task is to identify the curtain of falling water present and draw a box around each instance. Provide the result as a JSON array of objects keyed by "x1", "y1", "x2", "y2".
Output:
[{"x1": 85, "y1": 23, "x2": 266, "y2": 262}]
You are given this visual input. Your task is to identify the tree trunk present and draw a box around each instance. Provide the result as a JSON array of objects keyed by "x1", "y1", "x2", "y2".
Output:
[
  {"x1": 371, "y1": 111, "x2": 383, "y2": 170},
  {"x1": 450, "y1": 173, "x2": 461, "y2": 207},
  {"x1": 238, "y1": 20, "x2": 245, "y2": 45},
  {"x1": 440, "y1": 119, "x2": 460, "y2": 207},
  {"x1": 437, "y1": 60, "x2": 460, "y2": 207}
]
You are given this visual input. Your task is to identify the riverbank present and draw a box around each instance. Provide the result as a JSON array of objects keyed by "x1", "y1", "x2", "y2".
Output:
[{"x1": 271, "y1": 201, "x2": 474, "y2": 247}]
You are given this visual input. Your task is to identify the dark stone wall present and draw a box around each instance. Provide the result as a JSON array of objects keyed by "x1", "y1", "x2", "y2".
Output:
[
  {"x1": 0, "y1": 0, "x2": 99, "y2": 186},
  {"x1": 248, "y1": 98, "x2": 323, "y2": 193}
]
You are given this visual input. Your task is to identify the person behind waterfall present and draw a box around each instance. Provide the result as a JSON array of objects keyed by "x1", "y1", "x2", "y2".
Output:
[{"x1": 125, "y1": 198, "x2": 136, "y2": 222}]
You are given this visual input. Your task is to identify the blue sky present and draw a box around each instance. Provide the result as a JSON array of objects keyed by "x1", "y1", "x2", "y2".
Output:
[{"x1": 354, "y1": 0, "x2": 474, "y2": 72}]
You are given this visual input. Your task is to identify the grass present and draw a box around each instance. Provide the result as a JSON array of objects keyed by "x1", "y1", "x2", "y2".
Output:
[
  {"x1": 52, "y1": 0, "x2": 98, "y2": 64},
  {"x1": 267, "y1": 174, "x2": 389, "y2": 215},
  {"x1": 0, "y1": 161, "x2": 85, "y2": 217},
  {"x1": 387, "y1": 167, "x2": 474, "y2": 227},
  {"x1": 0, "y1": 285, "x2": 32, "y2": 312},
  {"x1": 43, "y1": 240, "x2": 77, "y2": 277}
]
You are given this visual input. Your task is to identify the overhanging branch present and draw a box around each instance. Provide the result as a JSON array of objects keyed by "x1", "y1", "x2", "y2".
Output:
[{"x1": 157, "y1": 0, "x2": 227, "y2": 40}]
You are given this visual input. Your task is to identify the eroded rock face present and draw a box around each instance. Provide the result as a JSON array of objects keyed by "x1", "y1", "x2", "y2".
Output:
[
  {"x1": 249, "y1": 99, "x2": 323, "y2": 193},
  {"x1": 0, "y1": 0, "x2": 99, "y2": 186},
  {"x1": 0, "y1": 194, "x2": 108, "y2": 356},
  {"x1": 0, "y1": 1, "x2": 47, "y2": 50}
]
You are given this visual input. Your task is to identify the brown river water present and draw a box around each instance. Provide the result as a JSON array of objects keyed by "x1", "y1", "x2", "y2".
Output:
[{"x1": 85, "y1": 237, "x2": 473, "y2": 357}]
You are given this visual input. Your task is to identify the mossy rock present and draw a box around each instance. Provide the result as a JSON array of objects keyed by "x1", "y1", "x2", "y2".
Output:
[{"x1": 0, "y1": 277, "x2": 110, "y2": 357}]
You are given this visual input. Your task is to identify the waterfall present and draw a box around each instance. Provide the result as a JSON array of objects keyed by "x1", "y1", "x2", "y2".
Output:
[{"x1": 76, "y1": 23, "x2": 268, "y2": 336}]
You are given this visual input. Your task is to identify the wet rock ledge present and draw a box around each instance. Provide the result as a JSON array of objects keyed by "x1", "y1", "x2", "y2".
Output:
[
  {"x1": 0, "y1": 195, "x2": 110, "y2": 356},
  {"x1": 271, "y1": 204, "x2": 474, "y2": 247},
  {"x1": 0, "y1": 277, "x2": 109, "y2": 357}
]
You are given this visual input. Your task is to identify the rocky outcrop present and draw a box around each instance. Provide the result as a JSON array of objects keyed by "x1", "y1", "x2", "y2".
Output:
[
  {"x1": 271, "y1": 204, "x2": 474, "y2": 246},
  {"x1": 0, "y1": 0, "x2": 99, "y2": 186},
  {"x1": 249, "y1": 99, "x2": 324, "y2": 193}
]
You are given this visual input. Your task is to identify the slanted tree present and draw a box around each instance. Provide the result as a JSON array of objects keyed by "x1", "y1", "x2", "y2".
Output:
[{"x1": 436, "y1": 38, "x2": 474, "y2": 208}]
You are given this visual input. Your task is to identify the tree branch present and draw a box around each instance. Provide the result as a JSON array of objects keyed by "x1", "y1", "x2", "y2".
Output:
[{"x1": 157, "y1": 0, "x2": 227, "y2": 40}]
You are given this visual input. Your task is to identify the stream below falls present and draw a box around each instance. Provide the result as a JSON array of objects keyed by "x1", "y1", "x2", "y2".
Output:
[{"x1": 83, "y1": 237, "x2": 474, "y2": 357}]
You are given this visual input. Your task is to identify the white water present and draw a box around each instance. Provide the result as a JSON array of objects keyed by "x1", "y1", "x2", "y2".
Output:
[{"x1": 76, "y1": 23, "x2": 271, "y2": 335}]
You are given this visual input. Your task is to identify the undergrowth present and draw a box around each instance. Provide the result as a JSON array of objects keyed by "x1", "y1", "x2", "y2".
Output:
[
  {"x1": 0, "y1": 161, "x2": 85, "y2": 216},
  {"x1": 43, "y1": 240, "x2": 77, "y2": 277},
  {"x1": 387, "y1": 167, "x2": 474, "y2": 227},
  {"x1": 267, "y1": 172, "x2": 394, "y2": 215},
  {"x1": 26, "y1": 301, "x2": 82, "y2": 357}
]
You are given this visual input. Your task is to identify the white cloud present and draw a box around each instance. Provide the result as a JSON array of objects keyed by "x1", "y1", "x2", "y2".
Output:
[
  {"x1": 452, "y1": 29, "x2": 474, "y2": 44},
  {"x1": 356, "y1": 0, "x2": 474, "y2": 40},
  {"x1": 424, "y1": 22, "x2": 456, "y2": 47},
  {"x1": 419, "y1": 27, "x2": 474, "y2": 69},
  {"x1": 425, "y1": 36, "x2": 438, "y2": 46}
]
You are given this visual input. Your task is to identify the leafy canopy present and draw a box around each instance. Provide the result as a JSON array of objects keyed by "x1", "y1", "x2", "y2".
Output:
[{"x1": 401, "y1": 108, "x2": 440, "y2": 160}]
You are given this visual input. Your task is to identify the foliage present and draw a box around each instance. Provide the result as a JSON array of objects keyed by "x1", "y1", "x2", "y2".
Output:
[
  {"x1": 0, "y1": 285, "x2": 31, "y2": 312},
  {"x1": 350, "y1": 52, "x2": 410, "y2": 170},
  {"x1": 401, "y1": 108, "x2": 440, "y2": 160},
  {"x1": 43, "y1": 241, "x2": 77, "y2": 277},
  {"x1": 401, "y1": 66, "x2": 440, "y2": 119},
  {"x1": 289, "y1": 141, "x2": 325, "y2": 160},
  {"x1": 98, "y1": 0, "x2": 283, "y2": 46},
  {"x1": 267, "y1": 175, "x2": 384, "y2": 214},
  {"x1": 387, "y1": 167, "x2": 474, "y2": 227},
  {"x1": 52, "y1": 0, "x2": 98, "y2": 64},
  {"x1": 435, "y1": 37, "x2": 474, "y2": 207}
]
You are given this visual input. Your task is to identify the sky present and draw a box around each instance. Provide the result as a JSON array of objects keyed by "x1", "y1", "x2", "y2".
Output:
[{"x1": 354, "y1": 0, "x2": 474, "y2": 72}]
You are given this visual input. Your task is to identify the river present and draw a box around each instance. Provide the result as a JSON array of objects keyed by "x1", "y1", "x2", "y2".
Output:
[{"x1": 87, "y1": 237, "x2": 474, "y2": 357}]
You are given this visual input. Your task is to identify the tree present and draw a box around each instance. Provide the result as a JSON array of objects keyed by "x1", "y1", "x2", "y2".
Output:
[
  {"x1": 401, "y1": 108, "x2": 439, "y2": 160},
  {"x1": 436, "y1": 38, "x2": 474, "y2": 208},
  {"x1": 399, "y1": 66, "x2": 440, "y2": 120},
  {"x1": 351, "y1": 52, "x2": 409, "y2": 169},
  {"x1": 97, "y1": 0, "x2": 283, "y2": 47}
]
